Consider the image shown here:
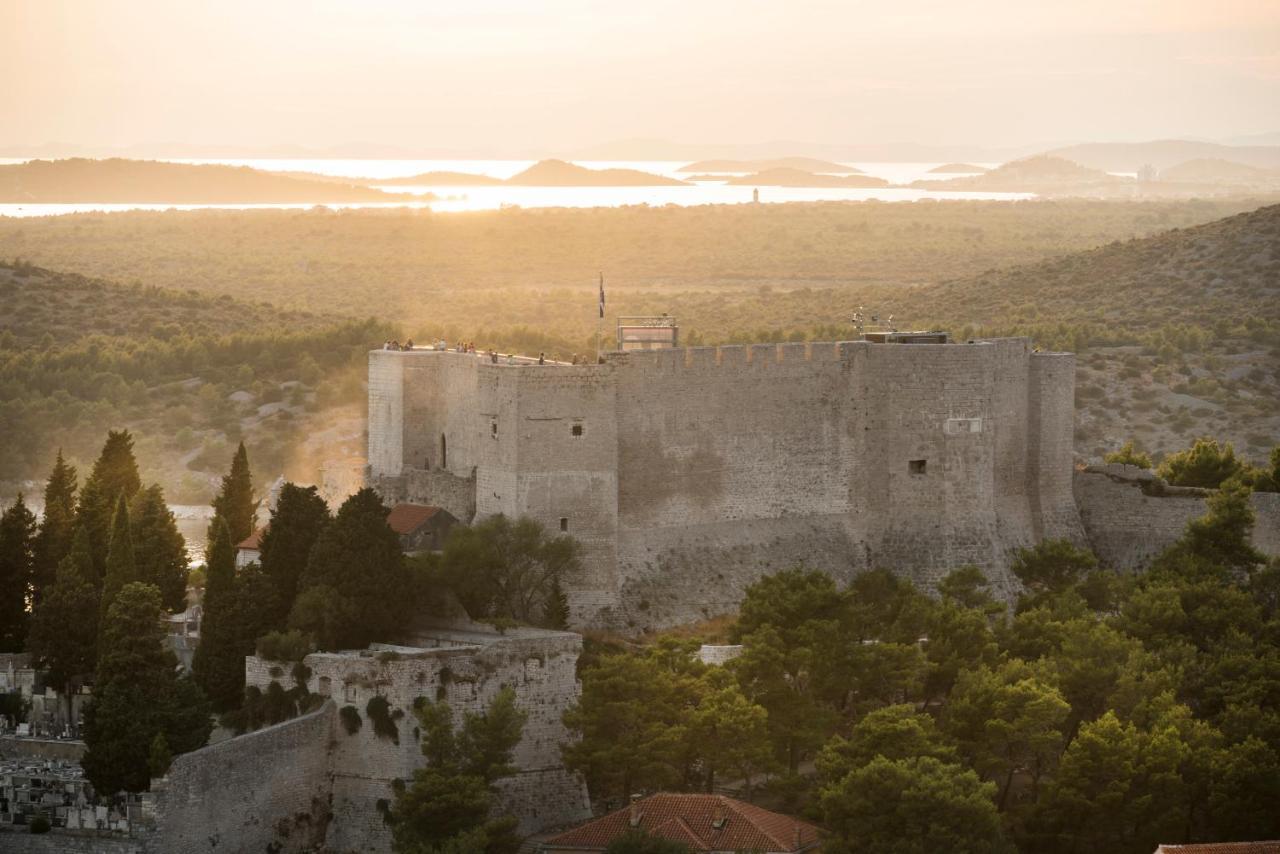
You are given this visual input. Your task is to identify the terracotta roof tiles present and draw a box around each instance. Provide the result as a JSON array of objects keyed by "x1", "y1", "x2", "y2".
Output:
[{"x1": 386, "y1": 503, "x2": 443, "y2": 534}]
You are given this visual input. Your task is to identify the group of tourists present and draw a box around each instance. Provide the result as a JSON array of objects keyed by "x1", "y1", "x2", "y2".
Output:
[
  {"x1": 381, "y1": 339, "x2": 415, "y2": 351},
  {"x1": 381, "y1": 338, "x2": 603, "y2": 366}
]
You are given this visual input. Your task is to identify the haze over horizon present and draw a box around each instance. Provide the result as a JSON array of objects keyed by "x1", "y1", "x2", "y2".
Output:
[{"x1": 3, "y1": 0, "x2": 1278, "y2": 159}]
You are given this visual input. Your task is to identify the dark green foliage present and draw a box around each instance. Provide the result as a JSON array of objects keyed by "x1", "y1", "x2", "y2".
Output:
[
  {"x1": 1171, "y1": 477, "x2": 1265, "y2": 572},
  {"x1": 258, "y1": 483, "x2": 330, "y2": 628},
  {"x1": 28, "y1": 813, "x2": 51, "y2": 834},
  {"x1": 82, "y1": 582, "x2": 212, "y2": 794},
  {"x1": 816, "y1": 704, "x2": 957, "y2": 786},
  {"x1": 209, "y1": 440, "x2": 258, "y2": 548},
  {"x1": 99, "y1": 494, "x2": 137, "y2": 619},
  {"x1": 74, "y1": 430, "x2": 141, "y2": 579},
  {"x1": 1103, "y1": 440, "x2": 1152, "y2": 469},
  {"x1": 820, "y1": 755, "x2": 1010, "y2": 854},
  {"x1": 130, "y1": 484, "x2": 189, "y2": 613},
  {"x1": 222, "y1": 680, "x2": 321, "y2": 734},
  {"x1": 148, "y1": 733, "x2": 172, "y2": 778},
  {"x1": 368, "y1": 696, "x2": 400, "y2": 744},
  {"x1": 340, "y1": 705, "x2": 362, "y2": 735},
  {"x1": 603, "y1": 833, "x2": 692, "y2": 854},
  {"x1": 256, "y1": 629, "x2": 314, "y2": 662},
  {"x1": 439, "y1": 514, "x2": 582, "y2": 626},
  {"x1": 27, "y1": 527, "x2": 99, "y2": 727},
  {"x1": 544, "y1": 576, "x2": 570, "y2": 630},
  {"x1": 0, "y1": 494, "x2": 36, "y2": 652},
  {"x1": 1010, "y1": 540, "x2": 1098, "y2": 610},
  {"x1": 30, "y1": 450, "x2": 77, "y2": 605},
  {"x1": 191, "y1": 520, "x2": 244, "y2": 711},
  {"x1": 388, "y1": 687, "x2": 526, "y2": 854},
  {"x1": 1157, "y1": 437, "x2": 1246, "y2": 488},
  {"x1": 290, "y1": 488, "x2": 410, "y2": 650}
]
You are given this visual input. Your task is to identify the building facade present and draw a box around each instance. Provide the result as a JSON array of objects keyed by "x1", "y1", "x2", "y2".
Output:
[{"x1": 368, "y1": 338, "x2": 1084, "y2": 629}]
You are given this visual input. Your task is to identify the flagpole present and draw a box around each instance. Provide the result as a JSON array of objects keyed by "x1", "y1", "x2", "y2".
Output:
[{"x1": 596, "y1": 272, "x2": 604, "y2": 363}]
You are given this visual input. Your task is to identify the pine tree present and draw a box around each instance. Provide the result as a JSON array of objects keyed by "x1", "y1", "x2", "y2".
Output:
[
  {"x1": 82, "y1": 582, "x2": 211, "y2": 794},
  {"x1": 209, "y1": 441, "x2": 258, "y2": 548},
  {"x1": 0, "y1": 495, "x2": 38, "y2": 652},
  {"x1": 289, "y1": 488, "x2": 409, "y2": 650},
  {"x1": 191, "y1": 520, "x2": 245, "y2": 711},
  {"x1": 75, "y1": 430, "x2": 142, "y2": 579},
  {"x1": 27, "y1": 527, "x2": 99, "y2": 732},
  {"x1": 31, "y1": 450, "x2": 77, "y2": 606},
  {"x1": 544, "y1": 576, "x2": 570, "y2": 630},
  {"x1": 100, "y1": 494, "x2": 137, "y2": 621},
  {"x1": 130, "y1": 485, "x2": 189, "y2": 613},
  {"x1": 258, "y1": 483, "x2": 330, "y2": 629}
]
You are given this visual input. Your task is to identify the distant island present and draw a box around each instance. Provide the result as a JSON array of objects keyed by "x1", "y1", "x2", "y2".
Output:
[
  {"x1": 372, "y1": 171, "x2": 505, "y2": 187},
  {"x1": 911, "y1": 156, "x2": 1122, "y2": 193},
  {"x1": 1159, "y1": 158, "x2": 1280, "y2": 188},
  {"x1": 927, "y1": 163, "x2": 990, "y2": 174},
  {"x1": 0, "y1": 158, "x2": 416, "y2": 203},
  {"x1": 504, "y1": 159, "x2": 686, "y2": 186},
  {"x1": 678, "y1": 157, "x2": 862, "y2": 174},
  {"x1": 725, "y1": 168, "x2": 889, "y2": 188},
  {"x1": 1044, "y1": 140, "x2": 1280, "y2": 172}
]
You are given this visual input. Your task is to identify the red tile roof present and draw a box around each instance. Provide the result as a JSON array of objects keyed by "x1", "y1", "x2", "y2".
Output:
[
  {"x1": 386, "y1": 503, "x2": 443, "y2": 535},
  {"x1": 543, "y1": 793, "x2": 821, "y2": 853},
  {"x1": 236, "y1": 528, "x2": 265, "y2": 550},
  {"x1": 1156, "y1": 845, "x2": 1280, "y2": 854}
]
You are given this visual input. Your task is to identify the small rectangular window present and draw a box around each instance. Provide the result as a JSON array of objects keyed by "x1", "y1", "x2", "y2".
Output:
[
  {"x1": 491, "y1": 422, "x2": 498, "y2": 437},
  {"x1": 559, "y1": 517, "x2": 569, "y2": 532},
  {"x1": 571, "y1": 424, "x2": 584, "y2": 437},
  {"x1": 909, "y1": 459, "x2": 927, "y2": 475}
]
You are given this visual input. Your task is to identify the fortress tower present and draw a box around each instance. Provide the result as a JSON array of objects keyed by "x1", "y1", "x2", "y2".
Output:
[{"x1": 368, "y1": 338, "x2": 1085, "y2": 629}]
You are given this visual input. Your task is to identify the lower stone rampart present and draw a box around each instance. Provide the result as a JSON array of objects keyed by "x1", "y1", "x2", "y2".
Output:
[
  {"x1": 147, "y1": 702, "x2": 334, "y2": 854},
  {"x1": 1074, "y1": 465, "x2": 1280, "y2": 570},
  {"x1": 0, "y1": 829, "x2": 143, "y2": 854}
]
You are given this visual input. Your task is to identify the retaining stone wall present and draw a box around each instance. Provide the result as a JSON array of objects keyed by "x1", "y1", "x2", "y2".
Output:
[{"x1": 0, "y1": 829, "x2": 142, "y2": 854}]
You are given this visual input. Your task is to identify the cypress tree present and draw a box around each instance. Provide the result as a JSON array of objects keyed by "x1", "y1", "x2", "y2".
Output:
[
  {"x1": 75, "y1": 430, "x2": 142, "y2": 579},
  {"x1": 131, "y1": 485, "x2": 189, "y2": 613},
  {"x1": 290, "y1": 488, "x2": 409, "y2": 650},
  {"x1": 0, "y1": 495, "x2": 37, "y2": 652},
  {"x1": 82, "y1": 582, "x2": 211, "y2": 794},
  {"x1": 209, "y1": 441, "x2": 258, "y2": 548},
  {"x1": 100, "y1": 494, "x2": 138, "y2": 621},
  {"x1": 28, "y1": 527, "x2": 99, "y2": 731},
  {"x1": 31, "y1": 450, "x2": 78, "y2": 606},
  {"x1": 192, "y1": 520, "x2": 245, "y2": 711},
  {"x1": 259, "y1": 483, "x2": 330, "y2": 629}
]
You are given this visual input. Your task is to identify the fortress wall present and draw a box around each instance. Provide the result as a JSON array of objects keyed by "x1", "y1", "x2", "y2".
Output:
[
  {"x1": 402, "y1": 352, "x2": 482, "y2": 475},
  {"x1": 148, "y1": 702, "x2": 334, "y2": 854},
  {"x1": 368, "y1": 351, "x2": 406, "y2": 477},
  {"x1": 507, "y1": 367, "x2": 620, "y2": 614},
  {"x1": 244, "y1": 631, "x2": 589, "y2": 852},
  {"x1": 1074, "y1": 469, "x2": 1280, "y2": 570},
  {"x1": 609, "y1": 343, "x2": 858, "y2": 625},
  {"x1": 1028, "y1": 352, "x2": 1088, "y2": 545},
  {"x1": 991, "y1": 340, "x2": 1033, "y2": 543},
  {"x1": 859, "y1": 342, "x2": 1005, "y2": 587}
]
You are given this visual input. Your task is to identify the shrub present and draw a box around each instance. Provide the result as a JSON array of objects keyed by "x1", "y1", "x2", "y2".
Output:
[
  {"x1": 1158, "y1": 437, "x2": 1246, "y2": 488},
  {"x1": 1104, "y1": 440, "x2": 1152, "y2": 469},
  {"x1": 257, "y1": 629, "x2": 313, "y2": 662},
  {"x1": 367, "y1": 695, "x2": 400, "y2": 744}
]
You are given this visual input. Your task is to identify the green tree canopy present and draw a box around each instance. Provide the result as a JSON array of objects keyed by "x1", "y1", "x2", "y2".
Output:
[
  {"x1": 209, "y1": 440, "x2": 258, "y2": 547},
  {"x1": 1010, "y1": 540, "x2": 1098, "y2": 611},
  {"x1": 30, "y1": 450, "x2": 77, "y2": 605},
  {"x1": 0, "y1": 494, "x2": 37, "y2": 652},
  {"x1": 258, "y1": 482, "x2": 330, "y2": 628},
  {"x1": 290, "y1": 488, "x2": 410, "y2": 650},
  {"x1": 81, "y1": 582, "x2": 211, "y2": 794},
  {"x1": 440, "y1": 514, "x2": 582, "y2": 626},
  {"x1": 74, "y1": 429, "x2": 142, "y2": 578},
  {"x1": 816, "y1": 704, "x2": 957, "y2": 787},
  {"x1": 99, "y1": 493, "x2": 138, "y2": 620},
  {"x1": 820, "y1": 755, "x2": 1010, "y2": 854},
  {"x1": 130, "y1": 484, "x2": 189, "y2": 613},
  {"x1": 191, "y1": 520, "x2": 245, "y2": 712},
  {"x1": 27, "y1": 526, "x2": 99, "y2": 730},
  {"x1": 1158, "y1": 437, "x2": 1246, "y2": 489}
]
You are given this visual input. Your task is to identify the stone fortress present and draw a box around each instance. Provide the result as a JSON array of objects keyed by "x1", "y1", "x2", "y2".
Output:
[{"x1": 368, "y1": 333, "x2": 1085, "y2": 628}]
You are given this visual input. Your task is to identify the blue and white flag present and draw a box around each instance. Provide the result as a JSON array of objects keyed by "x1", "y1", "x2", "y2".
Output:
[{"x1": 598, "y1": 273, "x2": 605, "y2": 319}]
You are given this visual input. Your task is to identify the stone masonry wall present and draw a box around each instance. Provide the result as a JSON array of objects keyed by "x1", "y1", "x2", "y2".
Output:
[
  {"x1": 1074, "y1": 465, "x2": 1280, "y2": 570},
  {"x1": 0, "y1": 829, "x2": 143, "y2": 854},
  {"x1": 242, "y1": 629, "x2": 590, "y2": 853},
  {"x1": 147, "y1": 702, "x2": 334, "y2": 854}
]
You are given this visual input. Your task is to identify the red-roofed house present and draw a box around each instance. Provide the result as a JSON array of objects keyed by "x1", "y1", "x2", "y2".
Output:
[
  {"x1": 386, "y1": 503, "x2": 459, "y2": 553},
  {"x1": 235, "y1": 528, "x2": 265, "y2": 568},
  {"x1": 540, "y1": 793, "x2": 822, "y2": 854},
  {"x1": 1154, "y1": 844, "x2": 1280, "y2": 854}
]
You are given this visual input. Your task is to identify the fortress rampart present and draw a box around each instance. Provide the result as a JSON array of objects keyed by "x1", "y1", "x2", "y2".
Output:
[{"x1": 369, "y1": 339, "x2": 1085, "y2": 628}]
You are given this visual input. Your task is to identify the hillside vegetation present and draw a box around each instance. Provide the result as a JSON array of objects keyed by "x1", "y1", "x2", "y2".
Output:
[
  {"x1": 0, "y1": 158, "x2": 413, "y2": 203},
  {"x1": 0, "y1": 262, "x2": 391, "y2": 496}
]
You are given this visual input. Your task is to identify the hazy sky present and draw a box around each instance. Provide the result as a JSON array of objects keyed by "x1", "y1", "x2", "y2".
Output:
[{"x1": 2, "y1": 0, "x2": 1277, "y2": 154}]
